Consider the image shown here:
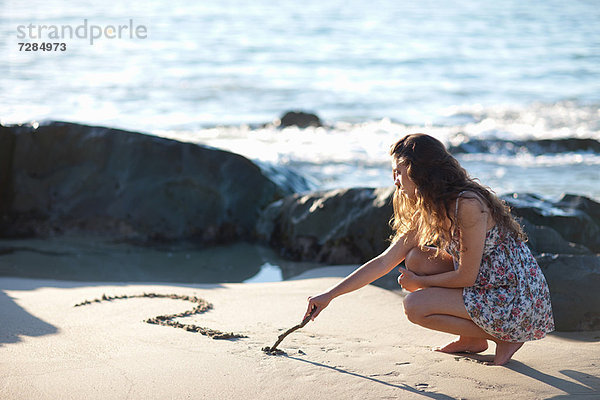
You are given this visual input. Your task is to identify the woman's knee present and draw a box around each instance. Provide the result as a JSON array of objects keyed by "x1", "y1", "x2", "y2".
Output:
[
  {"x1": 405, "y1": 246, "x2": 453, "y2": 276},
  {"x1": 403, "y1": 291, "x2": 426, "y2": 324},
  {"x1": 404, "y1": 247, "x2": 427, "y2": 275}
]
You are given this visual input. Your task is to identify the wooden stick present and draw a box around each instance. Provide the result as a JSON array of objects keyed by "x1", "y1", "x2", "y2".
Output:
[{"x1": 263, "y1": 307, "x2": 316, "y2": 354}]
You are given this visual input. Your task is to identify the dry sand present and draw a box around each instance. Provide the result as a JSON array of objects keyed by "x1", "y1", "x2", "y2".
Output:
[{"x1": 1, "y1": 266, "x2": 599, "y2": 399}]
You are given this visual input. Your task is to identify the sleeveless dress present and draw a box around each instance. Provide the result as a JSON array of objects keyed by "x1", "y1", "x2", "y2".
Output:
[{"x1": 448, "y1": 192, "x2": 555, "y2": 343}]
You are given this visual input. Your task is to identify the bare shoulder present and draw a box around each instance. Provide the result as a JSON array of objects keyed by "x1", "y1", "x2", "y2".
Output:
[{"x1": 456, "y1": 193, "x2": 489, "y2": 229}]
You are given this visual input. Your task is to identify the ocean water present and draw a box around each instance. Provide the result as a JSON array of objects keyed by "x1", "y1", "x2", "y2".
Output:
[{"x1": 2, "y1": 0, "x2": 599, "y2": 200}]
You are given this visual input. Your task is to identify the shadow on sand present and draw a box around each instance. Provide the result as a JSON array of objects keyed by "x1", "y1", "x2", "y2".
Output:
[
  {"x1": 507, "y1": 361, "x2": 600, "y2": 399},
  {"x1": 452, "y1": 352, "x2": 599, "y2": 398},
  {"x1": 0, "y1": 288, "x2": 58, "y2": 346},
  {"x1": 285, "y1": 354, "x2": 457, "y2": 400}
]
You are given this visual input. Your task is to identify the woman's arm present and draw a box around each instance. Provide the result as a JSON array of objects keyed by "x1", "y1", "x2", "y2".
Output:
[
  {"x1": 398, "y1": 197, "x2": 488, "y2": 290},
  {"x1": 304, "y1": 232, "x2": 417, "y2": 320}
]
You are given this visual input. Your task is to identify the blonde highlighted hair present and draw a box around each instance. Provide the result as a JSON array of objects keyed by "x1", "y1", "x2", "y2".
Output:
[{"x1": 389, "y1": 133, "x2": 526, "y2": 251}]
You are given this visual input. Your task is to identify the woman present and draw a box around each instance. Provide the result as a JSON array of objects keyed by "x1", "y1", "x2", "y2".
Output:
[{"x1": 304, "y1": 133, "x2": 554, "y2": 366}]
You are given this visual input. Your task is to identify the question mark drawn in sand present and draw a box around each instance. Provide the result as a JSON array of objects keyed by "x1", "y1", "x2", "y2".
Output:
[{"x1": 74, "y1": 293, "x2": 246, "y2": 340}]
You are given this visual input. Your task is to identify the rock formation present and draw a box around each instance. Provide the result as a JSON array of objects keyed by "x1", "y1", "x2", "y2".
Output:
[
  {"x1": 0, "y1": 121, "x2": 309, "y2": 244},
  {"x1": 275, "y1": 111, "x2": 323, "y2": 128},
  {"x1": 257, "y1": 187, "x2": 394, "y2": 266}
]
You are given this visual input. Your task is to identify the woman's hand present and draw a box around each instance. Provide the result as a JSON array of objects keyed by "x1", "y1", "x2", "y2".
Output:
[
  {"x1": 397, "y1": 267, "x2": 424, "y2": 292},
  {"x1": 304, "y1": 292, "x2": 333, "y2": 321}
]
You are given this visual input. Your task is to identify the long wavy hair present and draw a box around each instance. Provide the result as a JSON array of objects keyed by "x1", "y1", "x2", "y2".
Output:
[{"x1": 389, "y1": 133, "x2": 526, "y2": 251}]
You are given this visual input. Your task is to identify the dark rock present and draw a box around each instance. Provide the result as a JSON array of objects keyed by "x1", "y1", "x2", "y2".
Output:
[
  {"x1": 276, "y1": 111, "x2": 322, "y2": 128},
  {"x1": 253, "y1": 161, "x2": 315, "y2": 195},
  {"x1": 0, "y1": 129, "x2": 15, "y2": 217},
  {"x1": 503, "y1": 193, "x2": 600, "y2": 253},
  {"x1": 555, "y1": 194, "x2": 600, "y2": 223},
  {"x1": 0, "y1": 121, "x2": 309, "y2": 243},
  {"x1": 257, "y1": 187, "x2": 394, "y2": 266},
  {"x1": 521, "y1": 220, "x2": 591, "y2": 256},
  {"x1": 537, "y1": 254, "x2": 600, "y2": 331}
]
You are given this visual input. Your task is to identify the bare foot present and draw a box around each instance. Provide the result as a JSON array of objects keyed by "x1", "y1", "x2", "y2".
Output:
[
  {"x1": 435, "y1": 336, "x2": 489, "y2": 354},
  {"x1": 493, "y1": 341, "x2": 524, "y2": 366}
]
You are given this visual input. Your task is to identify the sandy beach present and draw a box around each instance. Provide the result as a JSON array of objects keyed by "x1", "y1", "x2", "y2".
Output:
[
  {"x1": 1, "y1": 266, "x2": 598, "y2": 400},
  {"x1": 3, "y1": 1, "x2": 600, "y2": 399}
]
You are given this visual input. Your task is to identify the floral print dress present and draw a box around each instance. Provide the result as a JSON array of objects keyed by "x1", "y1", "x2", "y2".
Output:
[{"x1": 449, "y1": 192, "x2": 555, "y2": 343}]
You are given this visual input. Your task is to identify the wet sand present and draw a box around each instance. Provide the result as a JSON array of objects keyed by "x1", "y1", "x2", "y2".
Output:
[{"x1": 1, "y1": 267, "x2": 599, "y2": 399}]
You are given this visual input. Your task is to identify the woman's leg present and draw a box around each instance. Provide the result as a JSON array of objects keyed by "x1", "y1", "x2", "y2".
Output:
[
  {"x1": 403, "y1": 246, "x2": 489, "y2": 352},
  {"x1": 403, "y1": 287, "x2": 523, "y2": 365},
  {"x1": 403, "y1": 247, "x2": 488, "y2": 352}
]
